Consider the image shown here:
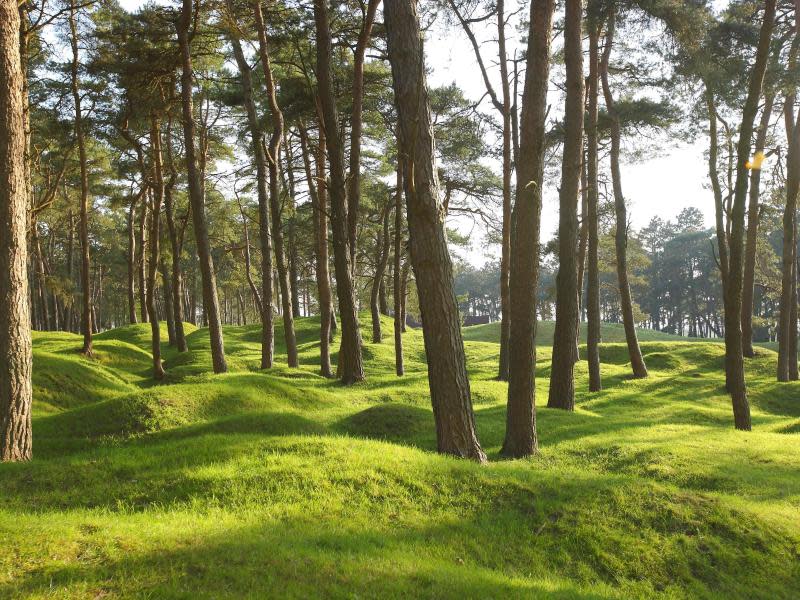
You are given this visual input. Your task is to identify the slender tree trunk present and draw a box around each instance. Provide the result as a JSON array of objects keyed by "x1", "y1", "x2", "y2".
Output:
[
  {"x1": 160, "y1": 256, "x2": 176, "y2": 346},
  {"x1": 742, "y1": 94, "x2": 773, "y2": 357},
  {"x1": 147, "y1": 115, "x2": 165, "y2": 380},
  {"x1": 347, "y1": 0, "x2": 380, "y2": 271},
  {"x1": 497, "y1": 0, "x2": 512, "y2": 382},
  {"x1": 779, "y1": 97, "x2": 800, "y2": 380},
  {"x1": 1, "y1": 0, "x2": 32, "y2": 460},
  {"x1": 127, "y1": 197, "x2": 139, "y2": 324},
  {"x1": 724, "y1": 0, "x2": 776, "y2": 428},
  {"x1": 547, "y1": 0, "x2": 583, "y2": 411},
  {"x1": 600, "y1": 12, "x2": 647, "y2": 379},
  {"x1": 163, "y1": 113, "x2": 187, "y2": 351},
  {"x1": 138, "y1": 196, "x2": 149, "y2": 323},
  {"x1": 314, "y1": 0, "x2": 365, "y2": 384},
  {"x1": 502, "y1": 0, "x2": 554, "y2": 458},
  {"x1": 227, "y1": 26, "x2": 273, "y2": 368},
  {"x1": 68, "y1": 3, "x2": 92, "y2": 355},
  {"x1": 371, "y1": 201, "x2": 391, "y2": 343},
  {"x1": 586, "y1": 20, "x2": 602, "y2": 392},
  {"x1": 253, "y1": 1, "x2": 298, "y2": 367},
  {"x1": 393, "y1": 159, "x2": 404, "y2": 376},
  {"x1": 284, "y1": 137, "x2": 301, "y2": 319},
  {"x1": 176, "y1": 0, "x2": 227, "y2": 373},
  {"x1": 385, "y1": 0, "x2": 485, "y2": 461}
]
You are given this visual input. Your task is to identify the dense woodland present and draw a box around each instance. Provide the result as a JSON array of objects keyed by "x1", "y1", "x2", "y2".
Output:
[{"x1": 1, "y1": 0, "x2": 799, "y2": 464}]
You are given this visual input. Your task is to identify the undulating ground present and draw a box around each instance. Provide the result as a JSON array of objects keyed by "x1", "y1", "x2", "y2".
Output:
[{"x1": 1, "y1": 316, "x2": 798, "y2": 598}]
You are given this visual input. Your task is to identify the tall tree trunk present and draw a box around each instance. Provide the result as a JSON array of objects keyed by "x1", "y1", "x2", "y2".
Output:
[
  {"x1": 547, "y1": 0, "x2": 583, "y2": 411},
  {"x1": 586, "y1": 19, "x2": 602, "y2": 392},
  {"x1": 163, "y1": 113, "x2": 187, "y2": 352},
  {"x1": 724, "y1": 0, "x2": 776, "y2": 428},
  {"x1": 502, "y1": 0, "x2": 554, "y2": 458},
  {"x1": 138, "y1": 196, "x2": 149, "y2": 323},
  {"x1": 68, "y1": 2, "x2": 92, "y2": 355},
  {"x1": 742, "y1": 94, "x2": 774, "y2": 357},
  {"x1": 371, "y1": 201, "x2": 391, "y2": 343},
  {"x1": 600, "y1": 11, "x2": 647, "y2": 379},
  {"x1": 0, "y1": 0, "x2": 32, "y2": 461},
  {"x1": 227, "y1": 25, "x2": 273, "y2": 368},
  {"x1": 299, "y1": 123, "x2": 333, "y2": 377},
  {"x1": 176, "y1": 0, "x2": 227, "y2": 373},
  {"x1": 160, "y1": 256, "x2": 176, "y2": 346},
  {"x1": 347, "y1": 0, "x2": 381, "y2": 271},
  {"x1": 314, "y1": 0, "x2": 365, "y2": 384},
  {"x1": 147, "y1": 116, "x2": 166, "y2": 380},
  {"x1": 779, "y1": 96, "x2": 800, "y2": 380},
  {"x1": 127, "y1": 196, "x2": 139, "y2": 324},
  {"x1": 253, "y1": 1, "x2": 298, "y2": 367},
  {"x1": 385, "y1": 0, "x2": 485, "y2": 462},
  {"x1": 284, "y1": 136, "x2": 301, "y2": 319},
  {"x1": 393, "y1": 159, "x2": 404, "y2": 376}
]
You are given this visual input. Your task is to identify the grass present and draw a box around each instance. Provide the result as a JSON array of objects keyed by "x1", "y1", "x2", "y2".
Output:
[{"x1": 1, "y1": 315, "x2": 799, "y2": 598}]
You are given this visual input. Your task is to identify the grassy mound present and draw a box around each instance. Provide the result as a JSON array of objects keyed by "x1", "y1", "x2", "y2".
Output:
[{"x1": 2, "y1": 316, "x2": 799, "y2": 598}]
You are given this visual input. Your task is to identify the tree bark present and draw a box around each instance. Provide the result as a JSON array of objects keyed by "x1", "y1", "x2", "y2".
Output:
[
  {"x1": 176, "y1": 0, "x2": 227, "y2": 373},
  {"x1": 68, "y1": 2, "x2": 92, "y2": 355},
  {"x1": 253, "y1": 1, "x2": 298, "y2": 367},
  {"x1": 147, "y1": 115, "x2": 165, "y2": 379},
  {"x1": 724, "y1": 0, "x2": 776, "y2": 428},
  {"x1": 314, "y1": 0, "x2": 365, "y2": 384},
  {"x1": 385, "y1": 0, "x2": 485, "y2": 461},
  {"x1": 393, "y1": 159, "x2": 404, "y2": 376},
  {"x1": 0, "y1": 0, "x2": 32, "y2": 461},
  {"x1": 371, "y1": 200, "x2": 391, "y2": 343},
  {"x1": 127, "y1": 196, "x2": 139, "y2": 324},
  {"x1": 547, "y1": 0, "x2": 583, "y2": 411},
  {"x1": 600, "y1": 11, "x2": 647, "y2": 379},
  {"x1": 742, "y1": 94, "x2": 773, "y2": 358},
  {"x1": 586, "y1": 19, "x2": 602, "y2": 392},
  {"x1": 501, "y1": 0, "x2": 554, "y2": 457}
]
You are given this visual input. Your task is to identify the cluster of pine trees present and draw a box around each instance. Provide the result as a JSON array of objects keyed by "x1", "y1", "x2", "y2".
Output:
[{"x1": 2, "y1": 0, "x2": 798, "y2": 463}]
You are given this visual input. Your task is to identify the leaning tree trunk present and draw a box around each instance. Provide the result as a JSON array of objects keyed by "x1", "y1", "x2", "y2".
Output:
[
  {"x1": 724, "y1": 0, "x2": 776, "y2": 428},
  {"x1": 601, "y1": 12, "x2": 647, "y2": 379},
  {"x1": 547, "y1": 0, "x2": 583, "y2": 411},
  {"x1": 502, "y1": 0, "x2": 554, "y2": 458},
  {"x1": 0, "y1": 0, "x2": 32, "y2": 461},
  {"x1": 347, "y1": 0, "x2": 380, "y2": 272},
  {"x1": 742, "y1": 94, "x2": 773, "y2": 358},
  {"x1": 253, "y1": 1, "x2": 298, "y2": 367},
  {"x1": 586, "y1": 19, "x2": 602, "y2": 392},
  {"x1": 371, "y1": 200, "x2": 391, "y2": 343},
  {"x1": 227, "y1": 26, "x2": 274, "y2": 368},
  {"x1": 176, "y1": 0, "x2": 227, "y2": 373},
  {"x1": 385, "y1": 0, "x2": 485, "y2": 462},
  {"x1": 393, "y1": 160, "x2": 405, "y2": 376},
  {"x1": 314, "y1": 0, "x2": 365, "y2": 384},
  {"x1": 147, "y1": 115, "x2": 165, "y2": 380},
  {"x1": 68, "y1": 3, "x2": 92, "y2": 355}
]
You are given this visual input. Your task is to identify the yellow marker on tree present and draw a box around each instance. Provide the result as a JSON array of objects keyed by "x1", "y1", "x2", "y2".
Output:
[{"x1": 745, "y1": 151, "x2": 766, "y2": 170}]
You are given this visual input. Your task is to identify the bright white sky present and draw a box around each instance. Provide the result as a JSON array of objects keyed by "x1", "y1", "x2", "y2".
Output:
[{"x1": 116, "y1": 0, "x2": 717, "y2": 266}]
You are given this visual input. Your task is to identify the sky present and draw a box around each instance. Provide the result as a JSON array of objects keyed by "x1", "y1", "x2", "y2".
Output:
[{"x1": 114, "y1": 0, "x2": 719, "y2": 266}]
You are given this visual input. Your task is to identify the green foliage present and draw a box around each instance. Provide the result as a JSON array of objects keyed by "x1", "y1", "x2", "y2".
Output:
[{"x1": 2, "y1": 317, "x2": 799, "y2": 598}]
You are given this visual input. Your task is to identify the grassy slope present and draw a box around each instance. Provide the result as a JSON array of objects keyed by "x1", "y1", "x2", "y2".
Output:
[{"x1": 1, "y1": 317, "x2": 799, "y2": 599}]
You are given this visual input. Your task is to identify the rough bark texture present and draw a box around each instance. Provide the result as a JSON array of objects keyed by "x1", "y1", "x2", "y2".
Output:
[
  {"x1": 502, "y1": 0, "x2": 554, "y2": 458},
  {"x1": 724, "y1": 0, "x2": 775, "y2": 429},
  {"x1": 314, "y1": 0, "x2": 365, "y2": 384},
  {"x1": 253, "y1": 1, "x2": 298, "y2": 368},
  {"x1": 147, "y1": 116, "x2": 165, "y2": 380},
  {"x1": 385, "y1": 0, "x2": 485, "y2": 462},
  {"x1": 127, "y1": 198, "x2": 139, "y2": 324},
  {"x1": 69, "y1": 4, "x2": 92, "y2": 355},
  {"x1": 601, "y1": 12, "x2": 647, "y2": 380},
  {"x1": 0, "y1": 0, "x2": 32, "y2": 461},
  {"x1": 547, "y1": 0, "x2": 583, "y2": 411},
  {"x1": 742, "y1": 94, "x2": 773, "y2": 358},
  {"x1": 163, "y1": 116, "x2": 187, "y2": 352},
  {"x1": 393, "y1": 160, "x2": 405, "y2": 376},
  {"x1": 176, "y1": 0, "x2": 227, "y2": 373},
  {"x1": 586, "y1": 20, "x2": 602, "y2": 392}
]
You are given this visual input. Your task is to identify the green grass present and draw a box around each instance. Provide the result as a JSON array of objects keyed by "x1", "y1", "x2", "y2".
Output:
[{"x1": 2, "y1": 315, "x2": 799, "y2": 598}]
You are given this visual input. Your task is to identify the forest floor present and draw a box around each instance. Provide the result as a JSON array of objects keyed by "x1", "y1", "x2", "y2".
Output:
[{"x1": 1, "y1": 316, "x2": 799, "y2": 598}]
